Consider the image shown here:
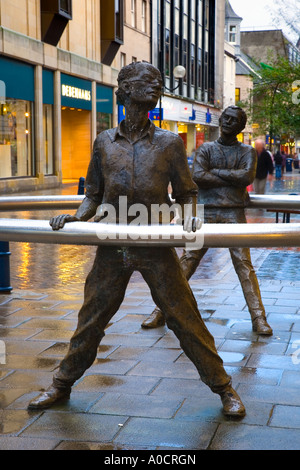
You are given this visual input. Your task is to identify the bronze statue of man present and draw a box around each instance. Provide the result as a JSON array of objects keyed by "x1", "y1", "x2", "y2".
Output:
[
  {"x1": 142, "y1": 105, "x2": 273, "y2": 337},
  {"x1": 28, "y1": 63, "x2": 245, "y2": 418}
]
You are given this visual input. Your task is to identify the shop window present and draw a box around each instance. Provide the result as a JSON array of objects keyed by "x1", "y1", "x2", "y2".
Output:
[
  {"x1": 0, "y1": 100, "x2": 34, "y2": 178},
  {"x1": 43, "y1": 104, "x2": 54, "y2": 175},
  {"x1": 97, "y1": 113, "x2": 112, "y2": 135}
]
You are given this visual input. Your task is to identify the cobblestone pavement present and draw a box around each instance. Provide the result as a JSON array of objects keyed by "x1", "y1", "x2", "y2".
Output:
[{"x1": 0, "y1": 172, "x2": 300, "y2": 450}]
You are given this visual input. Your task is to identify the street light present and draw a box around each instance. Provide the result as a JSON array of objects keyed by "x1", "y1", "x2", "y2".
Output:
[
  {"x1": 159, "y1": 65, "x2": 186, "y2": 128},
  {"x1": 173, "y1": 65, "x2": 186, "y2": 80}
]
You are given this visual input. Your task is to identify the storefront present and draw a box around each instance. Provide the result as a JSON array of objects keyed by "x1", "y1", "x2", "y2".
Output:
[
  {"x1": 60, "y1": 74, "x2": 114, "y2": 181},
  {"x1": 60, "y1": 73, "x2": 93, "y2": 181},
  {"x1": 96, "y1": 83, "x2": 114, "y2": 135},
  {"x1": 0, "y1": 56, "x2": 35, "y2": 179},
  {"x1": 151, "y1": 95, "x2": 220, "y2": 156}
]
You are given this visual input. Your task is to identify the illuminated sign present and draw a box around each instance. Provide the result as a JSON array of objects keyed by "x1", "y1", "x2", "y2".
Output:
[
  {"x1": 61, "y1": 73, "x2": 92, "y2": 110},
  {"x1": 62, "y1": 84, "x2": 91, "y2": 101}
]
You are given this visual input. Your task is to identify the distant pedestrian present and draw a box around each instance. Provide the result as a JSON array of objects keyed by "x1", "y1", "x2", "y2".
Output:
[
  {"x1": 281, "y1": 152, "x2": 287, "y2": 174},
  {"x1": 274, "y1": 151, "x2": 283, "y2": 179},
  {"x1": 253, "y1": 139, "x2": 274, "y2": 193}
]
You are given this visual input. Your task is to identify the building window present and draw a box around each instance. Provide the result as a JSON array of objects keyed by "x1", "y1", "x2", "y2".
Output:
[
  {"x1": 121, "y1": 52, "x2": 126, "y2": 68},
  {"x1": 0, "y1": 100, "x2": 34, "y2": 178},
  {"x1": 131, "y1": 0, "x2": 136, "y2": 28},
  {"x1": 158, "y1": 0, "x2": 214, "y2": 103},
  {"x1": 100, "y1": 0, "x2": 124, "y2": 66},
  {"x1": 235, "y1": 88, "x2": 241, "y2": 104},
  {"x1": 40, "y1": 0, "x2": 72, "y2": 46},
  {"x1": 59, "y1": 0, "x2": 72, "y2": 17},
  {"x1": 43, "y1": 104, "x2": 54, "y2": 175},
  {"x1": 229, "y1": 25, "x2": 237, "y2": 43},
  {"x1": 115, "y1": 0, "x2": 124, "y2": 42},
  {"x1": 142, "y1": 1, "x2": 147, "y2": 33},
  {"x1": 97, "y1": 113, "x2": 112, "y2": 135}
]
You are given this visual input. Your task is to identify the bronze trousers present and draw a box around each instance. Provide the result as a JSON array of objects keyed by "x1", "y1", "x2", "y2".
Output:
[
  {"x1": 53, "y1": 246, "x2": 231, "y2": 393},
  {"x1": 181, "y1": 208, "x2": 266, "y2": 321}
]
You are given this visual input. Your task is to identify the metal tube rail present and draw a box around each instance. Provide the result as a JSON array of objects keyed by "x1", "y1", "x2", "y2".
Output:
[
  {"x1": 0, "y1": 219, "x2": 299, "y2": 248},
  {"x1": 0, "y1": 196, "x2": 84, "y2": 211},
  {"x1": 0, "y1": 194, "x2": 300, "y2": 212}
]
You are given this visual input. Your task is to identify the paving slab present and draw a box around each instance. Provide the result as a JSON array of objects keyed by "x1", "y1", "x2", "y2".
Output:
[{"x1": 1, "y1": 178, "x2": 300, "y2": 450}]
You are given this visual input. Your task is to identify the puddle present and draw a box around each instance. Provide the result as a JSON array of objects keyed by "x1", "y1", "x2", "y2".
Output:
[{"x1": 219, "y1": 351, "x2": 245, "y2": 363}]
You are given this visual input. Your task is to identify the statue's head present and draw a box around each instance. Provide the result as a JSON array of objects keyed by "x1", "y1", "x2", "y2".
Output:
[
  {"x1": 116, "y1": 61, "x2": 163, "y2": 110},
  {"x1": 219, "y1": 106, "x2": 247, "y2": 136}
]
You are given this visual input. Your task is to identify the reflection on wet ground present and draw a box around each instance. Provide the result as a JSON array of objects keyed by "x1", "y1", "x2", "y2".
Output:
[
  {"x1": 1, "y1": 173, "x2": 300, "y2": 290},
  {"x1": 1, "y1": 178, "x2": 300, "y2": 450}
]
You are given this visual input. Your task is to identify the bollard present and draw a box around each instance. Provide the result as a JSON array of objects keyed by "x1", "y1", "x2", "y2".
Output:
[
  {"x1": 0, "y1": 241, "x2": 12, "y2": 293},
  {"x1": 77, "y1": 177, "x2": 85, "y2": 195}
]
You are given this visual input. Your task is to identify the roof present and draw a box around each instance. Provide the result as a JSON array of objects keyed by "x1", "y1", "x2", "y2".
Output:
[
  {"x1": 225, "y1": 0, "x2": 243, "y2": 20},
  {"x1": 236, "y1": 51, "x2": 261, "y2": 77}
]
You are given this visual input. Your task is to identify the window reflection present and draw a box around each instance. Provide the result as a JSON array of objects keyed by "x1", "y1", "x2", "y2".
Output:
[{"x1": 0, "y1": 100, "x2": 34, "y2": 178}]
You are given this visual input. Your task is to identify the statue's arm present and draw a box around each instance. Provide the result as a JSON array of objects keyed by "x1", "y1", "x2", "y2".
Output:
[
  {"x1": 210, "y1": 148, "x2": 257, "y2": 187},
  {"x1": 192, "y1": 145, "x2": 230, "y2": 188}
]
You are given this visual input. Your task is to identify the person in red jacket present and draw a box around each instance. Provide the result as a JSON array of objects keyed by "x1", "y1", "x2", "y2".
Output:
[{"x1": 253, "y1": 139, "x2": 274, "y2": 193}]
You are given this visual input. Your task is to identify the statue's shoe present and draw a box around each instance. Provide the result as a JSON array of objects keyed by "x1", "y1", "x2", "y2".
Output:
[
  {"x1": 28, "y1": 386, "x2": 71, "y2": 410},
  {"x1": 141, "y1": 308, "x2": 166, "y2": 328},
  {"x1": 252, "y1": 316, "x2": 273, "y2": 336},
  {"x1": 219, "y1": 386, "x2": 246, "y2": 418}
]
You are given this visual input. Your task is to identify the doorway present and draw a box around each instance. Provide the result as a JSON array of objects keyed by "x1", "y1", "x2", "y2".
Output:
[{"x1": 61, "y1": 107, "x2": 91, "y2": 181}]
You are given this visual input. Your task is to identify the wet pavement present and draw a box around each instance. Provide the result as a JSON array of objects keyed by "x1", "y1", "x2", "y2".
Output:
[{"x1": 0, "y1": 171, "x2": 300, "y2": 450}]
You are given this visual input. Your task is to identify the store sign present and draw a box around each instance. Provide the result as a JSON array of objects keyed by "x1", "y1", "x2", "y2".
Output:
[
  {"x1": 149, "y1": 108, "x2": 164, "y2": 121},
  {"x1": 62, "y1": 84, "x2": 91, "y2": 102},
  {"x1": 180, "y1": 102, "x2": 193, "y2": 121},
  {"x1": 160, "y1": 96, "x2": 180, "y2": 121},
  {"x1": 0, "y1": 56, "x2": 34, "y2": 102},
  {"x1": 61, "y1": 73, "x2": 92, "y2": 110}
]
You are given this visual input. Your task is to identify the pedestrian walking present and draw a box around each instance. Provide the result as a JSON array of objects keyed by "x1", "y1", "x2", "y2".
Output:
[
  {"x1": 253, "y1": 139, "x2": 274, "y2": 194},
  {"x1": 274, "y1": 151, "x2": 283, "y2": 179}
]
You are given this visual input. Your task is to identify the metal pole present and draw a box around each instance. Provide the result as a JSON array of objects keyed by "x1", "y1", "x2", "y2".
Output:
[
  {"x1": 0, "y1": 241, "x2": 12, "y2": 294},
  {"x1": 0, "y1": 219, "x2": 299, "y2": 248},
  {"x1": 0, "y1": 195, "x2": 84, "y2": 211},
  {"x1": 77, "y1": 177, "x2": 85, "y2": 195},
  {"x1": 0, "y1": 194, "x2": 300, "y2": 212}
]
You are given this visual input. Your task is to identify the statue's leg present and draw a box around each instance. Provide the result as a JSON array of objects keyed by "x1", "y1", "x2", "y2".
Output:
[
  {"x1": 229, "y1": 247, "x2": 273, "y2": 336},
  {"x1": 140, "y1": 248, "x2": 230, "y2": 390},
  {"x1": 28, "y1": 247, "x2": 132, "y2": 409},
  {"x1": 141, "y1": 248, "x2": 208, "y2": 328},
  {"x1": 138, "y1": 247, "x2": 245, "y2": 417}
]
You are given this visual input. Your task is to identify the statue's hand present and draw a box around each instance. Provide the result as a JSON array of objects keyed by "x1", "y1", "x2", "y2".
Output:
[
  {"x1": 183, "y1": 216, "x2": 202, "y2": 233},
  {"x1": 49, "y1": 214, "x2": 79, "y2": 231}
]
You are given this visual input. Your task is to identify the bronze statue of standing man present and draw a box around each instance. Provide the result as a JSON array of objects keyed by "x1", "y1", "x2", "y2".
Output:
[
  {"x1": 142, "y1": 105, "x2": 273, "y2": 337},
  {"x1": 28, "y1": 63, "x2": 245, "y2": 418}
]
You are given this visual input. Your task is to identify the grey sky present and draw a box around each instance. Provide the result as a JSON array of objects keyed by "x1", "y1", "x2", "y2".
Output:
[{"x1": 229, "y1": 0, "x2": 298, "y2": 44}]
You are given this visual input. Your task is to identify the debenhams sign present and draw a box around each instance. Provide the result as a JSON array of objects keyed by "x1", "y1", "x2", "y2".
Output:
[{"x1": 62, "y1": 84, "x2": 91, "y2": 102}]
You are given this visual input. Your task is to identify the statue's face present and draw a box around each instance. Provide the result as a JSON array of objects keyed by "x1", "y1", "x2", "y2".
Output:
[
  {"x1": 123, "y1": 64, "x2": 163, "y2": 110},
  {"x1": 220, "y1": 108, "x2": 243, "y2": 136}
]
